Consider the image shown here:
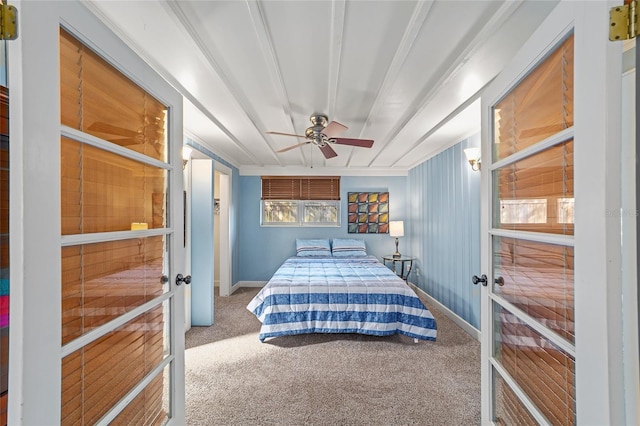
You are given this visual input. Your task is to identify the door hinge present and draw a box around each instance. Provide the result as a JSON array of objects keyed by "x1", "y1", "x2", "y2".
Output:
[
  {"x1": 0, "y1": 3, "x2": 16, "y2": 40},
  {"x1": 610, "y1": 1, "x2": 637, "y2": 41}
]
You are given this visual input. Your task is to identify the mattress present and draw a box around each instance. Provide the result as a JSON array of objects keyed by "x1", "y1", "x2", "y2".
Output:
[{"x1": 246, "y1": 255, "x2": 437, "y2": 342}]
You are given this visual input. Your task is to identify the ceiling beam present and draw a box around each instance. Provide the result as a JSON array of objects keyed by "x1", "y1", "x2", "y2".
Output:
[
  {"x1": 166, "y1": 0, "x2": 282, "y2": 166},
  {"x1": 392, "y1": 88, "x2": 484, "y2": 169},
  {"x1": 245, "y1": 0, "x2": 308, "y2": 167},
  {"x1": 324, "y1": 0, "x2": 347, "y2": 168},
  {"x1": 345, "y1": 0, "x2": 435, "y2": 167},
  {"x1": 365, "y1": 1, "x2": 523, "y2": 167}
]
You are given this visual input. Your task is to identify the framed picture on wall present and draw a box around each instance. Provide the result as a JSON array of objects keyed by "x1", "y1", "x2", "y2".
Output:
[{"x1": 347, "y1": 192, "x2": 389, "y2": 233}]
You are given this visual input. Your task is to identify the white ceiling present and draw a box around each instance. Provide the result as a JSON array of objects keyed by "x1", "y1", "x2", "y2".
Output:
[{"x1": 86, "y1": 0, "x2": 558, "y2": 175}]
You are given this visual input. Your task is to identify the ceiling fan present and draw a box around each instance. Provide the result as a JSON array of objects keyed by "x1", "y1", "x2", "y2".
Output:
[{"x1": 267, "y1": 114, "x2": 374, "y2": 159}]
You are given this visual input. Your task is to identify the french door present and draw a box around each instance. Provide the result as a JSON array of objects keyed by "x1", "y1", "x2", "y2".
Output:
[
  {"x1": 9, "y1": 1, "x2": 185, "y2": 424},
  {"x1": 480, "y1": 1, "x2": 627, "y2": 424}
]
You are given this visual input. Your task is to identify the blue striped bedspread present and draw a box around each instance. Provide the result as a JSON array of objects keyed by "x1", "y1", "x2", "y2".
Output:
[{"x1": 246, "y1": 256, "x2": 437, "y2": 342}]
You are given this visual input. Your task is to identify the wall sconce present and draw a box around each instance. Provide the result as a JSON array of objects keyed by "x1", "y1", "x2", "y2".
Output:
[
  {"x1": 389, "y1": 221, "x2": 404, "y2": 258},
  {"x1": 182, "y1": 146, "x2": 192, "y2": 169},
  {"x1": 464, "y1": 147, "x2": 481, "y2": 171}
]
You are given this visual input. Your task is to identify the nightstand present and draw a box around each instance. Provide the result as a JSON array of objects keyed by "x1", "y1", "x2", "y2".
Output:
[{"x1": 382, "y1": 255, "x2": 415, "y2": 282}]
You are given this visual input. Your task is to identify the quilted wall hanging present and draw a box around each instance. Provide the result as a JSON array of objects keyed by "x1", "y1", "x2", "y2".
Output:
[{"x1": 347, "y1": 192, "x2": 389, "y2": 233}]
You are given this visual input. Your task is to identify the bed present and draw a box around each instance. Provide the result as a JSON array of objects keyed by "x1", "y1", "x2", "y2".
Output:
[{"x1": 246, "y1": 239, "x2": 437, "y2": 342}]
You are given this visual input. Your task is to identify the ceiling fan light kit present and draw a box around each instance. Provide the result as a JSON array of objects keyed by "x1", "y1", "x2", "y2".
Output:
[{"x1": 270, "y1": 113, "x2": 374, "y2": 159}]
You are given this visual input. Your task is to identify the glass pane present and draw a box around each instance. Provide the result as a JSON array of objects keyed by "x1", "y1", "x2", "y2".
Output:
[
  {"x1": 493, "y1": 140, "x2": 573, "y2": 235},
  {"x1": 493, "y1": 237, "x2": 574, "y2": 343},
  {"x1": 493, "y1": 368, "x2": 538, "y2": 426},
  {"x1": 262, "y1": 200, "x2": 298, "y2": 223},
  {"x1": 110, "y1": 364, "x2": 169, "y2": 425},
  {"x1": 493, "y1": 34, "x2": 573, "y2": 161},
  {"x1": 61, "y1": 302, "x2": 168, "y2": 426},
  {"x1": 493, "y1": 302, "x2": 576, "y2": 425},
  {"x1": 303, "y1": 201, "x2": 338, "y2": 223},
  {"x1": 61, "y1": 138, "x2": 167, "y2": 235},
  {"x1": 61, "y1": 236, "x2": 168, "y2": 345},
  {"x1": 60, "y1": 29, "x2": 167, "y2": 162}
]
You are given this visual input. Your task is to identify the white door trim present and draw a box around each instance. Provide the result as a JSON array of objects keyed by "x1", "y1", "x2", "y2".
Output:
[
  {"x1": 573, "y1": 2, "x2": 624, "y2": 423},
  {"x1": 214, "y1": 161, "x2": 233, "y2": 297}
]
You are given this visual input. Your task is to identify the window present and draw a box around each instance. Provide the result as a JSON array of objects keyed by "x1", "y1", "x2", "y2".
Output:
[
  {"x1": 262, "y1": 201, "x2": 298, "y2": 224},
  {"x1": 261, "y1": 176, "x2": 340, "y2": 227}
]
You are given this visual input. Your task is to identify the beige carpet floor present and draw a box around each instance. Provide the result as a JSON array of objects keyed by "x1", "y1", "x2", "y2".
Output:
[{"x1": 185, "y1": 286, "x2": 480, "y2": 425}]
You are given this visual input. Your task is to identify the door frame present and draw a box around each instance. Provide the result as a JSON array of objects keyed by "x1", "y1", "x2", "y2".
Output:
[
  {"x1": 480, "y1": 1, "x2": 627, "y2": 424},
  {"x1": 8, "y1": 1, "x2": 186, "y2": 423},
  {"x1": 214, "y1": 161, "x2": 233, "y2": 297}
]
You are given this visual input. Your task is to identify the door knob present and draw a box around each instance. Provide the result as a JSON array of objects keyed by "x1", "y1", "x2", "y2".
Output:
[
  {"x1": 494, "y1": 276, "x2": 505, "y2": 286},
  {"x1": 176, "y1": 274, "x2": 191, "y2": 286},
  {"x1": 472, "y1": 274, "x2": 488, "y2": 286}
]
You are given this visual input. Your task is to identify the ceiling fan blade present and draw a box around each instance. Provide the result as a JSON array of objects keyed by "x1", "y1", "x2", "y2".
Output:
[
  {"x1": 323, "y1": 120, "x2": 348, "y2": 138},
  {"x1": 87, "y1": 122, "x2": 139, "y2": 137},
  {"x1": 277, "y1": 141, "x2": 310, "y2": 153},
  {"x1": 266, "y1": 131, "x2": 307, "y2": 138},
  {"x1": 319, "y1": 144, "x2": 338, "y2": 159},
  {"x1": 333, "y1": 137, "x2": 374, "y2": 148}
]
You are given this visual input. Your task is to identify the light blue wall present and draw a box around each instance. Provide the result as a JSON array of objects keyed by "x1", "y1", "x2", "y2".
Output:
[
  {"x1": 237, "y1": 175, "x2": 409, "y2": 281},
  {"x1": 408, "y1": 134, "x2": 481, "y2": 329},
  {"x1": 190, "y1": 159, "x2": 214, "y2": 326}
]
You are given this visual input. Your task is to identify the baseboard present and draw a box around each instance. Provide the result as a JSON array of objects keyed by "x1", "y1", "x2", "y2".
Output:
[
  {"x1": 408, "y1": 282, "x2": 481, "y2": 341},
  {"x1": 236, "y1": 281, "x2": 267, "y2": 288}
]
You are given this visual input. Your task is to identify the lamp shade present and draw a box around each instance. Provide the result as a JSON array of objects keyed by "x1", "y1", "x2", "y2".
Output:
[
  {"x1": 182, "y1": 146, "x2": 192, "y2": 161},
  {"x1": 463, "y1": 147, "x2": 480, "y2": 162},
  {"x1": 389, "y1": 221, "x2": 404, "y2": 237}
]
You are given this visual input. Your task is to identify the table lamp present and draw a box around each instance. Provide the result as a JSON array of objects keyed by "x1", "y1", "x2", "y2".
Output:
[{"x1": 389, "y1": 221, "x2": 404, "y2": 258}]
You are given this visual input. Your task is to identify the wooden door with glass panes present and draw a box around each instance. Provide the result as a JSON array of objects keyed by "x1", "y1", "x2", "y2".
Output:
[
  {"x1": 481, "y1": 8, "x2": 576, "y2": 425},
  {"x1": 480, "y1": 1, "x2": 630, "y2": 423},
  {"x1": 58, "y1": 25, "x2": 185, "y2": 425}
]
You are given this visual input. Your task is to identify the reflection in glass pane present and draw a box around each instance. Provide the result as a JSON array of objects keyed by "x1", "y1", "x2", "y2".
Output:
[
  {"x1": 61, "y1": 236, "x2": 168, "y2": 345},
  {"x1": 303, "y1": 201, "x2": 338, "y2": 223},
  {"x1": 61, "y1": 138, "x2": 167, "y2": 235},
  {"x1": 500, "y1": 199, "x2": 547, "y2": 224},
  {"x1": 60, "y1": 29, "x2": 167, "y2": 162},
  {"x1": 262, "y1": 201, "x2": 298, "y2": 223},
  {"x1": 557, "y1": 198, "x2": 574, "y2": 224},
  {"x1": 493, "y1": 140, "x2": 573, "y2": 235},
  {"x1": 61, "y1": 301, "x2": 168, "y2": 425},
  {"x1": 110, "y1": 364, "x2": 170, "y2": 425},
  {"x1": 493, "y1": 236, "x2": 574, "y2": 342},
  {"x1": 493, "y1": 302, "x2": 576, "y2": 425},
  {"x1": 493, "y1": 35, "x2": 573, "y2": 161},
  {"x1": 493, "y1": 368, "x2": 538, "y2": 426}
]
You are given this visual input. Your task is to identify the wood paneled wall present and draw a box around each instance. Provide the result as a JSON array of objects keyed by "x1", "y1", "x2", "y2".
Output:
[{"x1": 407, "y1": 136, "x2": 482, "y2": 329}]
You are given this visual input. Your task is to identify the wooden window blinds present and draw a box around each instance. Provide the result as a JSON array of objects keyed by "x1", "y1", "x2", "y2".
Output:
[
  {"x1": 60, "y1": 29, "x2": 168, "y2": 425},
  {"x1": 261, "y1": 176, "x2": 340, "y2": 200}
]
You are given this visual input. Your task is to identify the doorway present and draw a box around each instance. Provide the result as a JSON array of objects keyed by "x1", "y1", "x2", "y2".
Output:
[
  {"x1": 186, "y1": 152, "x2": 233, "y2": 326},
  {"x1": 214, "y1": 161, "x2": 232, "y2": 297}
]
